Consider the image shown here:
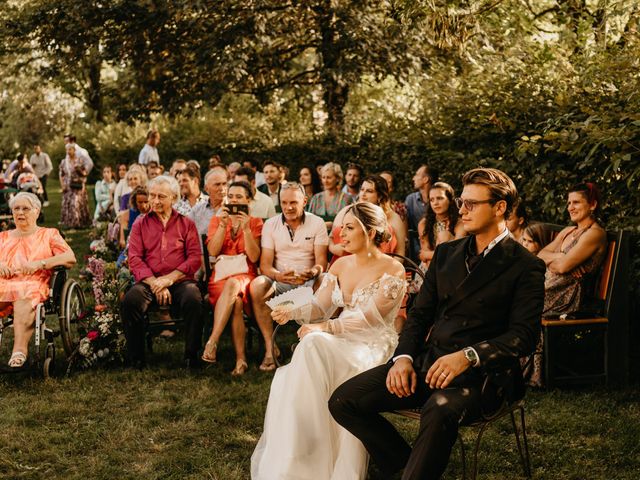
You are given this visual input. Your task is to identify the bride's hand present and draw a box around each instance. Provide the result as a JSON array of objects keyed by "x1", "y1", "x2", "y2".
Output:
[
  {"x1": 271, "y1": 305, "x2": 292, "y2": 325},
  {"x1": 297, "y1": 323, "x2": 326, "y2": 340}
]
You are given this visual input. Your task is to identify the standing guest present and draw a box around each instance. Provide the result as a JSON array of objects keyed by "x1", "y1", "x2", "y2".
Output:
[
  {"x1": 169, "y1": 159, "x2": 187, "y2": 178},
  {"x1": 307, "y1": 162, "x2": 353, "y2": 231},
  {"x1": 59, "y1": 145, "x2": 91, "y2": 229},
  {"x1": 29, "y1": 145, "x2": 53, "y2": 207},
  {"x1": 138, "y1": 129, "x2": 160, "y2": 165},
  {"x1": 299, "y1": 166, "x2": 322, "y2": 202},
  {"x1": 0, "y1": 192, "x2": 76, "y2": 368},
  {"x1": 380, "y1": 170, "x2": 407, "y2": 222},
  {"x1": 63, "y1": 134, "x2": 93, "y2": 173},
  {"x1": 314, "y1": 161, "x2": 325, "y2": 176},
  {"x1": 175, "y1": 163, "x2": 209, "y2": 217},
  {"x1": 507, "y1": 202, "x2": 529, "y2": 242},
  {"x1": 94, "y1": 165, "x2": 116, "y2": 221},
  {"x1": 121, "y1": 175, "x2": 204, "y2": 369},
  {"x1": 417, "y1": 182, "x2": 466, "y2": 270},
  {"x1": 208, "y1": 155, "x2": 224, "y2": 170},
  {"x1": 189, "y1": 168, "x2": 228, "y2": 237},
  {"x1": 521, "y1": 223, "x2": 552, "y2": 255},
  {"x1": 146, "y1": 160, "x2": 162, "y2": 180},
  {"x1": 202, "y1": 181, "x2": 263, "y2": 375},
  {"x1": 405, "y1": 164, "x2": 438, "y2": 262},
  {"x1": 257, "y1": 161, "x2": 282, "y2": 212},
  {"x1": 249, "y1": 182, "x2": 329, "y2": 371},
  {"x1": 113, "y1": 163, "x2": 129, "y2": 214},
  {"x1": 119, "y1": 166, "x2": 148, "y2": 213},
  {"x1": 242, "y1": 159, "x2": 266, "y2": 188},
  {"x1": 117, "y1": 186, "x2": 150, "y2": 249},
  {"x1": 329, "y1": 168, "x2": 545, "y2": 480},
  {"x1": 234, "y1": 167, "x2": 276, "y2": 220},
  {"x1": 342, "y1": 162, "x2": 364, "y2": 201}
]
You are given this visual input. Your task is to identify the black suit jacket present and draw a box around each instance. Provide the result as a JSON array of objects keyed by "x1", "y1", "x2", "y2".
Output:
[{"x1": 395, "y1": 235, "x2": 545, "y2": 395}]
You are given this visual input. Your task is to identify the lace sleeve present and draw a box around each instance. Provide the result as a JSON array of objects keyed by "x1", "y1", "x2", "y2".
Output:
[
  {"x1": 290, "y1": 273, "x2": 340, "y2": 324},
  {"x1": 328, "y1": 273, "x2": 406, "y2": 336}
]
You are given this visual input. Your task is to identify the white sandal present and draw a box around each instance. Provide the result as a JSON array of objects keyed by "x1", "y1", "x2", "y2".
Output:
[{"x1": 8, "y1": 351, "x2": 27, "y2": 368}]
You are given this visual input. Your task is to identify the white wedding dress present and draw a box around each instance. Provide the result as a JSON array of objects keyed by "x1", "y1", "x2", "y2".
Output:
[{"x1": 251, "y1": 272, "x2": 406, "y2": 480}]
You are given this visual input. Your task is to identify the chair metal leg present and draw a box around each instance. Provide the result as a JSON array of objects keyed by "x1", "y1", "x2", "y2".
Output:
[
  {"x1": 471, "y1": 422, "x2": 490, "y2": 480},
  {"x1": 518, "y1": 407, "x2": 533, "y2": 478},
  {"x1": 458, "y1": 434, "x2": 467, "y2": 480}
]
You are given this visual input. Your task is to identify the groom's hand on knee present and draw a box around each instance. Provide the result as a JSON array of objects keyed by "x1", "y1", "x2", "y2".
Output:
[{"x1": 386, "y1": 358, "x2": 417, "y2": 398}]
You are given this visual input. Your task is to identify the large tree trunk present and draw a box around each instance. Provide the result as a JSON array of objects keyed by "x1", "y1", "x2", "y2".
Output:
[
  {"x1": 83, "y1": 48, "x2": 103, "y2": 122},
  {"x1": 317, "y1": 0, "x2": 349, "y2": 140}
]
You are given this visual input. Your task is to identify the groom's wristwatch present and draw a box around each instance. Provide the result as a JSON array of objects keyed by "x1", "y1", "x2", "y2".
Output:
[{"x1": 463, "y1": 347, "x2": 479, "y2": 367}]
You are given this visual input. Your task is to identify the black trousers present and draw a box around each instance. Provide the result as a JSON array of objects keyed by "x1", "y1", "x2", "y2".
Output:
[
  {"x1": 39, "y1": 174, "x2": 48, "y2": 201},
  {"x1": 329, "y1": 363, "x2": 496, "y2": 480},
  {"x1": 120, "y1": 281, "x2": 204, "y2": 363}
]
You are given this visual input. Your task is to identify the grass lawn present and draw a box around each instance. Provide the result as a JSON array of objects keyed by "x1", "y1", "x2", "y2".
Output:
[{"x1": 1, "y1": 180, "x2": 639, "y2": 479}]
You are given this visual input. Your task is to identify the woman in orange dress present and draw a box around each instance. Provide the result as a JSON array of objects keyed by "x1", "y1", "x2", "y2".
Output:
[
  {"x1": 202, "y1": 181, "x2": 263, "y2": 375},
  {"x1": 0, "y1": 192, "x2": 76, "y2": 367}
]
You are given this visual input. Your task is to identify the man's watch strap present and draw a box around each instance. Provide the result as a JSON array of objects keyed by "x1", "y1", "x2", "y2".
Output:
[{"x1": 463, "y1": 347, "x2": 480, "y2": 367}]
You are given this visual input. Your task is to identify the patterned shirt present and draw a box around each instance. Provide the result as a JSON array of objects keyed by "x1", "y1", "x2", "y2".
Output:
[{"x1": 174, "y1": 192, "x2": 209, "y2": 217}]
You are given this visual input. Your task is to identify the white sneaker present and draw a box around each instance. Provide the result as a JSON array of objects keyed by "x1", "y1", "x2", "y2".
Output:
[{"x1": 43, "y1": 201, "x2": 50, "y2": 207}]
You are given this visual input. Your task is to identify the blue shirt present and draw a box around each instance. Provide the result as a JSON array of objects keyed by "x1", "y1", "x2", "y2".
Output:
[{"x1": 405, "y1": 191, "x2": 428, "y2": 262}]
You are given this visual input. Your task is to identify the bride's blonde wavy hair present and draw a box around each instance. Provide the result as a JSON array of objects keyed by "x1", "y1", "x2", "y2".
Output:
[{"x1": 344, "y1": 202, "x2": 391, "y2": 248}]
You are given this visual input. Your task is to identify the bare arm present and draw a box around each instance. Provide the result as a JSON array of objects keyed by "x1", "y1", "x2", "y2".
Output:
[
  {"x1": 538, "y1": 227, "x2": 572, "y2": 266},
  {"x1": 389, "y1": 212, "x2": 406, "y2": 257},
  {"x1": 259, "y1": 247, "x2": 279, "y2": 280},
  {"x1": 548, "y1": 228, "x2": 606, "y2": 274},
  {"x1": 207, "y1": 220, "x2": 227, "y2": 257},
  {"x1": 242, "y1": 220, "x2": 261, "y2": 264}
]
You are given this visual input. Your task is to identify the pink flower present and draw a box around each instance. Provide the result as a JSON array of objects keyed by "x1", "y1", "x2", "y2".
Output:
[{"x1": 87, "y1": 330, "x2": 100, "y2": 341}]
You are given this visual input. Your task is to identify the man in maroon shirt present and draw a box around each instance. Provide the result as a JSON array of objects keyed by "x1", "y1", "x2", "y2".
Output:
[{"x1": 121, "y1": 175, "x2": 204, "y2": 368}]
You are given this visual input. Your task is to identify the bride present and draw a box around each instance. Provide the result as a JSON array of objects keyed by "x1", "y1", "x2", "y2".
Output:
[{"x1": 251, "y1": 202, "x2": 406, "y2": 480}]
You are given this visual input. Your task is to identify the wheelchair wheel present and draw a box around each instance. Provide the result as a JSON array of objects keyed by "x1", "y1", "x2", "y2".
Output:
[{"x1": 59, "y1": 279, "x2": 86, "y2": 357}]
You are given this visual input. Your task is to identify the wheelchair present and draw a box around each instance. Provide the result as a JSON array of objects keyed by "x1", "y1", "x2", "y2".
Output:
[{"x1": 0, "y1": 266, "x2": 86, "y2": 377}]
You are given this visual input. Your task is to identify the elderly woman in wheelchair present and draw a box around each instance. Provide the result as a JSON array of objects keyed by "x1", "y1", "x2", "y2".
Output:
[{"x1": 0, "y1": 192, "x2": 76, "y2": 368}]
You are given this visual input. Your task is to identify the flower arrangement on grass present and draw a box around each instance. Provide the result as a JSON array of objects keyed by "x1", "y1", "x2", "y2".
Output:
[{"x1": 74, "y1": 304, "x2": 126, "y2": 369}]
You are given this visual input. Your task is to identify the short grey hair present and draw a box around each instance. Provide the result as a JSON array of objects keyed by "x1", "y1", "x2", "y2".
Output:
[
  {"x1": 125, "y1": 164, "x2": 148, "y2": 184},
  {"x1": 204, "y1": 168, "x2": 229, "y2": 184},
  {"x1": 148, "y1": 175, "x2": 180, "y2": 199},
  {"x1": 321, "y1": 162, "x2": 344, "y2": 187},
  {"x1": 9, "y1": 192, "x2": 42, "y2": 212}
]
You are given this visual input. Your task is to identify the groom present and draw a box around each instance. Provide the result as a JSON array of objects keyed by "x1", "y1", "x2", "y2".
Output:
[{"x1": 329, "y1": 167, "x2": 545, "y2": 479}]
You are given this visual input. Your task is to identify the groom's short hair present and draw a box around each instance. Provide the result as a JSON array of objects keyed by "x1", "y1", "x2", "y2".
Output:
[{"x1": 462, "y1": 167, "x2": 518, "y2": 219}]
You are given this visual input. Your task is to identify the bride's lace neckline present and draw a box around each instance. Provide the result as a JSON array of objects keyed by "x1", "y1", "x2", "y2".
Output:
[{"x1": 324, "y1": 272, "x2": 402, "y2": 308}]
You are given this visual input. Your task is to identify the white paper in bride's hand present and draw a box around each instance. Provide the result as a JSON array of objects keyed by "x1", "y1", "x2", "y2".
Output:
[{"x1": 266, "y1": 286, "x2": 314, "y2": 312}]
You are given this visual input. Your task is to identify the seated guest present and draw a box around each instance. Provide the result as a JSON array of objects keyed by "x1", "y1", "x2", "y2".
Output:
[
  {"x1": 380, "y1": 170, "x2": 408, "y2": 222},
  {"x1": 121, "y1": 176, "x2": 204, "y2": 369},
  {"x1": 307, "y1": 162, "x2": 353, "y2": 231},
  {"x1": 201, "y1": 182, "x2": 263, "y2": 375},
  {"x1": 0, "y1": 193, "x2": 76, "y2": 367},
  {"x1": 94, "y1": 165, "x2": 116, "y2": 221},
  {"x1": 169, "y1": 159, "x2": 187, "y2": 178},
  {"x1": 539, "y1": 183, "x2": 607, "y2": 315},
  {"x1": 342, "y1": 162, "x2": 364, "y2": 201},
  {"x1": 117, "y1": 186, "x2": 150, "y2": 248},
  {"x1": 507, "y1": 201, "x2": 529, "y2": 242},
  {"x1": 234, "y1": 167, "x2": 276, "y2": 219},
  {"x1": 257, "y1": 161, "x2": 282, "y2": 212},
  {"x1": 146, "y1": 160, "x2": 162, "y2": 180},
  {"x1": 299, "y1": 166, "x2": 322, "y2": 202},
  {"x1": 175, "y1": 163, "x2": 209, "y2": 216},
  {"x1": 329, "y1": 175, "x2": 407, "y2": 261},
  {"x1": 249, "y1": 182, "x2": 329, "y2": 371},
  {"x1": 189, "y1": 168, "x2": 228, "y2": 237},
  {"x1": 417, "y1": 181, "x2": 465, "y2": 270},
  {"x1": 119, "y1": 165, "x2": 147, "y2": 213},
  {"x1": 113, "y1": 163, "x2": 129, "y2": 214},
  {"x1": 227, "y1": 161, "x2": 241, "y2": 179},
  {"x1": 521, "y1": 222, "x2": 553, "y2": 255},
  {"x1": 526, "y1": 183, "x2": 607, "y2": 387}
]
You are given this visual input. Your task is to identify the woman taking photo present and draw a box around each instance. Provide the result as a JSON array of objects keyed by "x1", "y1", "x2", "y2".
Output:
[
  {"x1": 202, "y1": 181, "x2": 263, "y2": 376},
  {"x1": 0, "y1": 193, "x2": 76, "y2": 367},
  {"x1": 307, "y1": 162, "x2": 352, "y2": 231},
  {"x1": 252, "y1": 202, "x2": 405, "y2": 479}
]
